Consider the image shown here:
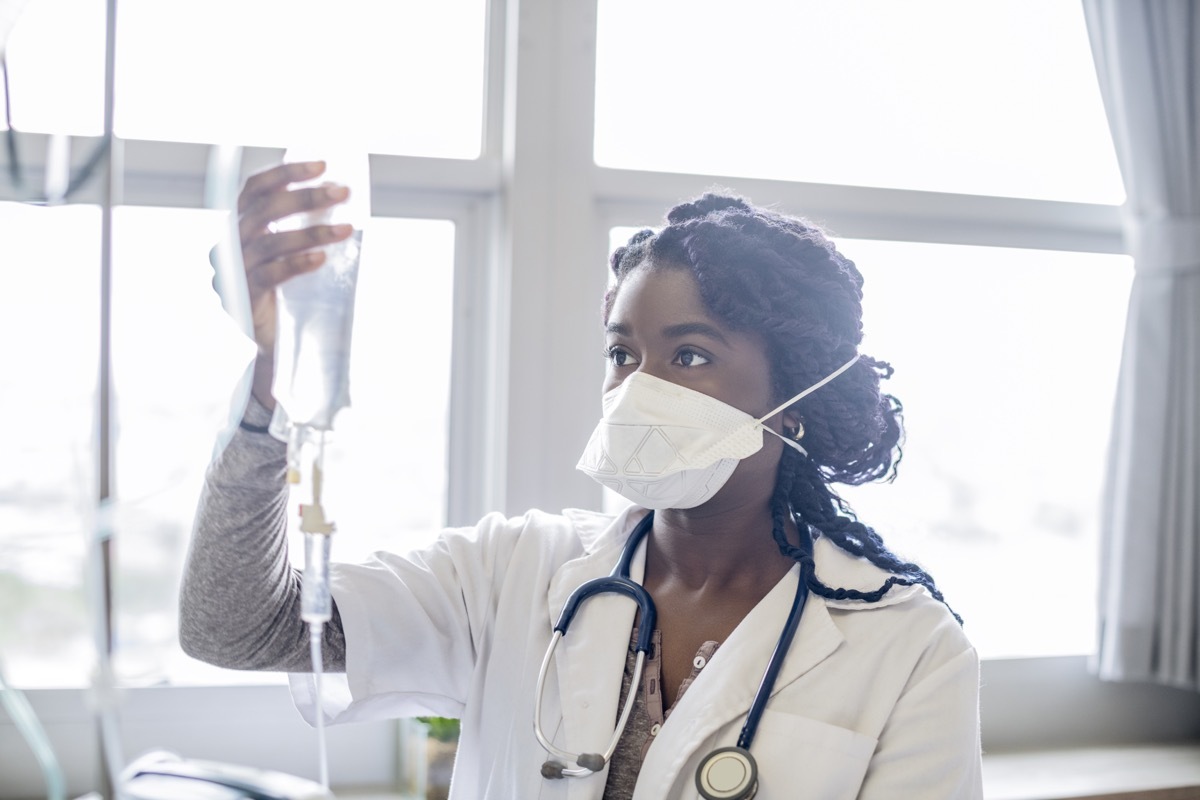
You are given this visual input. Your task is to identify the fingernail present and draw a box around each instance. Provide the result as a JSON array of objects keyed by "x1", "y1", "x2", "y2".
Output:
[
  {"x1": 326, "y1": 185, "x2": 349, "y2": 201},
  {"x1": 331, "y1": 223, "x2": 353, "y2": 237},
  {"x1": 308, "y1": 160, "x2": 325, "y2": 174}
]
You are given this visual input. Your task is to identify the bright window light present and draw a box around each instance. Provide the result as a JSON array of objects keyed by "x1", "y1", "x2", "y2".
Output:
[
  {"x1": 595, "y1": 0, "x2": 1123, "y2": 204},
  {"x1": 0, "y1": 205, "x2": 456, "y2": 687},
  {"x1": 0, "y1": 203, "x2": 98, "y2": 688},
  {"x1": 4, "y1": 0, "x2": 487, "y2": 158},
  {"x1": 838, "y1": 239, "x2": 1131, "y2": 659}
]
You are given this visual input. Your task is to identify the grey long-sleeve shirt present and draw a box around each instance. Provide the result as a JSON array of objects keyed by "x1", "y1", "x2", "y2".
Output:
[{"x1": 179, "y1": 396, "x2": 346, "y2": 673}]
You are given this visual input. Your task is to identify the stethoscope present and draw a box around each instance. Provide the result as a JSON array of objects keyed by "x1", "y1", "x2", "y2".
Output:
[{"x1": 534, "y1": 512, "x2": 812, "y2": 800}]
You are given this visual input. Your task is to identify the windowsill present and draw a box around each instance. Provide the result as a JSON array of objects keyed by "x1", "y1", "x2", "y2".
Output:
[
  {"x1": 341, "y1": 743, "x2": 1200, "y2": 800},
  {"x1": 982, "y1": 742, "x2": 1200, "y2": 800},
  {"x1": 6, "y1": 660, "x2": 1200, "y2": 800}
]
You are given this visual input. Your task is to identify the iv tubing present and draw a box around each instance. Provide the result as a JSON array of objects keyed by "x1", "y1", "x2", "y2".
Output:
[
  {"x1": 0, "y1": 661, "x2": 65, "y2": 800},
  {"x1": 297, "y1": 430, "x2": 334, "y2": 790},
  {"x1": 309, "y1": 623, "x2": 328, "y2": 790}
]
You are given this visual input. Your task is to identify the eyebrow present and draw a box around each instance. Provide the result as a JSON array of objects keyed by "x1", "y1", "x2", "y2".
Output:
[{"x1": 605, "y1": 320, "x2": 730, "y2": 346}]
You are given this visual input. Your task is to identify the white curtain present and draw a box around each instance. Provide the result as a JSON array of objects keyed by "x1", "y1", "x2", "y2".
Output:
[{"x1": 1083, "y1": 0, "x2": 1200, "y2": 690}]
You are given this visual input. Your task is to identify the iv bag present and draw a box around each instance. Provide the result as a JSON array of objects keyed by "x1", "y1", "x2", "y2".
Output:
[{"x1": 270, "y1": 145, "x2": 371, "y2": 434}]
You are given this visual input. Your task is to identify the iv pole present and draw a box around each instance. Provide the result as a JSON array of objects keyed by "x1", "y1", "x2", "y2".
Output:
[{"x1": 93, "y1": 0, "x2": 123, "y2": 796}]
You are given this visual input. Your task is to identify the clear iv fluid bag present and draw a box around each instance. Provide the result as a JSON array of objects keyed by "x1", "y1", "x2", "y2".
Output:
[
  {"x1": 271, "y1": 148, "x2": 370, "y2": 432},
  {"x1": 274, "y1": 232, "x2": 361, "y2": 430}
]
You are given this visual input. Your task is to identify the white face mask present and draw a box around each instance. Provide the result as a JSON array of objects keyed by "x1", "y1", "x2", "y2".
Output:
[{"x1": 576, "y1": 355, "x2": 860, "y2": 510}]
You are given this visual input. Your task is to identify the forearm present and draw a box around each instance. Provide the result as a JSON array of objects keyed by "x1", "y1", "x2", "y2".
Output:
[{"x1": 179, "y1": 400, "x2": 345, "y2": 672}]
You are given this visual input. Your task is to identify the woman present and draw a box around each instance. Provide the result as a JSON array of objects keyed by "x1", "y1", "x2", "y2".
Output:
[{"x1": 180, "y1": 161, "x2": 983, "y2": 799}]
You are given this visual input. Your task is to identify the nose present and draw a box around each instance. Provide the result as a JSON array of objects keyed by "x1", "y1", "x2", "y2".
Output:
[
  {"x1": 632, "y1": 363, "x2": 666, "y2": 381},
  {"x1": 607, "y1": 362, "x2": 671, "y2": 393}
]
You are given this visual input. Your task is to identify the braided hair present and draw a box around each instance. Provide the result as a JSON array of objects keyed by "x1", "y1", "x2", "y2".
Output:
[{"x1": 604, "y1": 192, "x2": 961, "y2": 624}]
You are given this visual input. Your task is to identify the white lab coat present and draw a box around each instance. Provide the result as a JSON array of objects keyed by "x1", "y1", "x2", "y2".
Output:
[{"x1": 290, "y1": 505, "x2": 983, "y2": 799}]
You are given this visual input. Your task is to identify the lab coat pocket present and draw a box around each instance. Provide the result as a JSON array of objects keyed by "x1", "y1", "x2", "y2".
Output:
[{"x1": 749, "y1": 711, "x2": 877, "y2": 800}]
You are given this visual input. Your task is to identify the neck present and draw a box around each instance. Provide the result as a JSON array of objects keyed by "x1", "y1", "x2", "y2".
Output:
[{"x1": 647, "y1": 498, "x2": 798, "y2": 593}]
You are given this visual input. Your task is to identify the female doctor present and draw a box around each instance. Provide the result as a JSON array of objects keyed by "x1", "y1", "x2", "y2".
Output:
[{"x1": 180, "y1": 161, "x2": 984, "y2": 799}]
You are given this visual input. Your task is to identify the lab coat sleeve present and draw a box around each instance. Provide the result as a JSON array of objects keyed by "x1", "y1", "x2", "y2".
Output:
[
  {"x1": 290, "y1": 509, "x2": 575, "y2": 726},
  {"x1": 856, "y1": 637, "x2": 983, "y2": 799}
]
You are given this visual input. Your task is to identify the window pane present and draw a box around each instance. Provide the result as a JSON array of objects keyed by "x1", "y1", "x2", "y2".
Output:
[
  {"x1": 605, "y1": 227, "x2": 1132, "y2": 659},
  {"x1": 5, "y1": 0, "x2": 486, "y2": 158},
  {"x1": 1, "y1": 0, "x2": 104, "y2": 134},
  {"x1": 109, "y1": 206, "x2": 257, "y2": 685},
  {"x1": 0, "y1": 206, "x2": 456, "y2": 687},
  {"x1": 837, "y1": 240, "x2": 1131, "y2": 659},
  {"x1": 0, "y1": 203, "x2": 98, "y2": 688},
  {"x1": 595, "y1": 0, "x2": 1123, "y2": 204}
]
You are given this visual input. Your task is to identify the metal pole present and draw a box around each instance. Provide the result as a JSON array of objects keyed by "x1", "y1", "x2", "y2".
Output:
[{"x1": 96, "y1": 0, "x2": 121, "y2": 796}]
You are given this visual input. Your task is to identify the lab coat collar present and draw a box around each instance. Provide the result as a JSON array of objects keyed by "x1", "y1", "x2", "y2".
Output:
[{"x1": 561, "y1": 506, "x2": 638, "y2": 554}]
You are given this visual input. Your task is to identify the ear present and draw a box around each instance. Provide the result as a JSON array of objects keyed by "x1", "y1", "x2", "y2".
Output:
[{"x1": 782, "y1": 410, "x2": 801, "y2": 433}]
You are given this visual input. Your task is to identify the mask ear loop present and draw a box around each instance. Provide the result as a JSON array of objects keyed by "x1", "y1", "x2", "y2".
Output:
[
  {"x1": 765, "y1": 428, "x2": 808, "y2": 456},
  {"x1": 755, "y1": 354, "x2": 861, "y2": 457}
]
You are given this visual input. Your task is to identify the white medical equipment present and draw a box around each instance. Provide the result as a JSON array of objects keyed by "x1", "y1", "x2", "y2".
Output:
[
  {"x1": 534, "y1": 512, "x2": 813, "y2": 800},
  {"x1": 120, "y1": 751, "x2": 332, "y2": 800},
  {"x1": 268, "y1": 144, "x2": 371, "y2": 791},
  {"x1": 271, "y1": 145, "x2": 369, "y2": 434}
]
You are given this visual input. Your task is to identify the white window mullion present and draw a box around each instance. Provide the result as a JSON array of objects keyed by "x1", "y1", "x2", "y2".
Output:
[
  {"x1": 0, "y1": 136, "x2": 507, "y2": 209},
  {"x1": 446, "y1": 196, "x2": 508, "y2": 526},
  {"x1": 594, "y1": 166, "x2": 1125, "y2": 255},
  {"x1": 496, "y1": 0, "x2": 608, "y2": 516}
]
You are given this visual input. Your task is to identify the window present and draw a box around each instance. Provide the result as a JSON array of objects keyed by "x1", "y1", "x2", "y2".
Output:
[
  {"x1": 0, "y1": 203, "x2": 98, "y2": 688},
  {"x1": 605, "y1": 228, "x2": 1132, "y2": 659},
  {"x1": 0, "y1": 207, "x2": 456, "y2": 688},
  {"x1": 595, "y1": 0, "x2": 1122, "y2": 204},
  {"x1": 597, "y1": 0, "x2": 1127, "y2": 662},
  {"x1": 837, "y1": 239, "x2": 1132, "y2": 659},
  {"x1": 5, "y1": 0, "x2": 488, "y2": 157}
]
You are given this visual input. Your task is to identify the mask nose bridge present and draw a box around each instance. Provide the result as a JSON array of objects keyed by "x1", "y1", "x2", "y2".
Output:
[
  {"x1": 618, "y1": 363, "x2": 673, "y2": 389},
  {"x1": 632, "y1": 358, "x2": 674, "y2": 384},
  {"x1": 603, "y1": 368, "x2": 670, "y2": 406}
]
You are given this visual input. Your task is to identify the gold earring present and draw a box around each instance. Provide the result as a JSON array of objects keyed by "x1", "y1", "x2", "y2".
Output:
[{"x1": 790, "y1": 421, "x2": 805, "y2": 441}]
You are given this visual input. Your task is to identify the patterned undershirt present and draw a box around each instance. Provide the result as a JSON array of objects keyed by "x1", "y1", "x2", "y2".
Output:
[{"x1": 601, "y1": 626, "x2": 722, "y2": 800}]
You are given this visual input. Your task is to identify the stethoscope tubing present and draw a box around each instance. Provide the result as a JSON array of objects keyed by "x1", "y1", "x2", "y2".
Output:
[
  {"x1": 737, "y1": 555, "x2": 811, "y2": 749},
  {"x1": 535, "y1": 630, "x2": 650, "y2": 776},
  {"x1": 534, "y1": 511, "x2": 811, "y2": 782},
  {"x1": 534, "y1": 515, "x2": 657, "y2": 776}
]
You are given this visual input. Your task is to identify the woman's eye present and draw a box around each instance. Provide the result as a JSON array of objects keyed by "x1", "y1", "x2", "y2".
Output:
[
  {"x1": 676, "y1": 349, "x2": 710, "y2": 367},
  {"x1": 606, "y1": 347, "x2": 635, "y2": 367}
]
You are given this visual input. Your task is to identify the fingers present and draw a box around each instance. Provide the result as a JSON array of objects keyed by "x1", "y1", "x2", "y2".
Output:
[
  {"x1": 238, "y1": 160, "x2": 325, "y2": 215},
  {"x1": 231, "y1": 160, "x2": 355, "y2": 304},
  {"x1": 238, "y1": 183, "x2": 351, "y2": 243},
  {"x1": 243, "y1": 223, "x2": 354, "y2": 272},
  {"x1": 247, "y1": 250, "x2": 327, "y2": 298}
]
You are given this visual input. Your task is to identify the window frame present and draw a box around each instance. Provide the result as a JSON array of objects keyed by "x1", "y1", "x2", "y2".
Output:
[{"x1": 2, "y1": 0, "x2": 1198, "y2": 795}]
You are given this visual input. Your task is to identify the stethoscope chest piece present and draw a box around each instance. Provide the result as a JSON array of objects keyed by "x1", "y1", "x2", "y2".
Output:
[{"x1": 695, "y1": 746, "x2": 758, "y2": 800}]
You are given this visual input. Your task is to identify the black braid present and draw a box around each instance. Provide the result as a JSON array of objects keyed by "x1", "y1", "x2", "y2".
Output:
[
  {"x1": 773, "y1": 447, "x2": 963, "y2": 624},
  {"x1": 607, "y1": 190, "x2": 963, "y2": 625}
]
